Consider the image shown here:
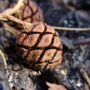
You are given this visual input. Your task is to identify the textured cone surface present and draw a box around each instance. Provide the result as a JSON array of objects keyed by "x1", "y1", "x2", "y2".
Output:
[
  {"x1": 10, "y1": 0, "x2": 44, "y2": 23},
  {"x1": 16, "y1": 22, "x2": 62, "y2": 70}
]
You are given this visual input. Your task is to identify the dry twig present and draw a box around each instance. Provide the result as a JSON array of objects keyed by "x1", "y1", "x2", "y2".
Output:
[
  {"x1": 73, "y1": 38, "x2": 90, "y2": 45},
  {"x1": 0, "y1": 49, "x2": 7, "y2": 69},
  {"x1": 54, "y1": 26, "x2": 90, "y2": 31},
  {"x1": 0, "y1": 0, "x2": 32, "y2": 29},
  {"x1": 81, "y1": 72, "x2": 90, "y2": 87},
  {"x1": 0, "y1": 0, "x2": 33, "y2": 30},
  {"x1": 2, "y1": 0, "x2": 24, "y2": 15},
  {"x1": 1, "y1": 14, "x2": 32, "y2": 28},
  {"x1": 2, "y1": 15, "x2": 90, "y2": 32},
  {"x1": 3, "y1": 23, "x2": 20, "y2": 36},
  {"x1": 61, "y1": 37, "x2": 74, "y2": 49},
  {"x1": 0, "y1": 0, "x2": 90, "y2": 35}
]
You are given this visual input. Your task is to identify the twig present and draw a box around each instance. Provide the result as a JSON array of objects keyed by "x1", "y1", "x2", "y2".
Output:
[
  {"x1": 73, "y1": 38, "x2": 90, "y2": 45},
  {"x1": 0, "y1": 0, "x2": 28, "y2": 28},
  {"x1": 3, "y1": 0, "x2": 24, "y2": 15},
  {"x1": 3, "y1": 23, "x2": 20, "y2": 36},
  {"x1": 2, "y1": 15, "x2": 90, "y2": 31},
  {"x1": 61, "y1": 37, "x2": 74, "y2": 49},
  {"x1": 0, "y1": 49, "x2": 7, "y2": 69},
  {"x1": 0, "y1": 0, "x2": 90, "y2": 33},
  {"x1": 54, "y1": 26, "x2": 90, "y2": 31},
  {"x1": 1, "y1": 14, "x2": 32, "y2": 29},
  {"x1": 0, "y1": 0, "x2": 23, "y2": 22},
  {"x1": 4, "y1": 15, "x2": 90, "y2": 32},
  {"x1": 81, "y1": 72, "x2": 90, "y2": 87},
  {"x1": 0, "y1": 0, "x2": 32, "y2": 29},
  {"x1": 9, "y1": 0, "x2": 24, "y2": 15},
  {"x1": 1, "y1": 14, "x2": 90, "y2": 35},
  {"x1": 2, "y1": 15, "x2": 90, "y2": 36},
  {"x1": 0, "y1": 0, "x2": 31, "y2": 31}
]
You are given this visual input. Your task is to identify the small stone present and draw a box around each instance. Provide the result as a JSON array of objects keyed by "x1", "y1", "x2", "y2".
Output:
[{"x1": 12, "y1": 64, "x2": 22, "y2": 71}]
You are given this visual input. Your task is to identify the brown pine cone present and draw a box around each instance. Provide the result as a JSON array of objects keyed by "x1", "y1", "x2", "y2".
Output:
[
  {"x1": 10, "y1": 0, "x2": 44, "y2": 23},
  {"x1": 16, "y1": 22, "x2": 62, "y2": 70}
]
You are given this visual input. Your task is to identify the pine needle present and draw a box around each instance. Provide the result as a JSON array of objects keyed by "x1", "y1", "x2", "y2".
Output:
[
  {"x1": 3, "y1": 23, "x2": 20, "y2": 36},
  {"x1": 81, "y1": 72, "x2": 90, "y2": 87},
  {"x1": 54, "y1": 26, "x2": 90, "y2": 31},
  {"x1": 0, "y1": 49, "x2": 7, "y2": 69}
]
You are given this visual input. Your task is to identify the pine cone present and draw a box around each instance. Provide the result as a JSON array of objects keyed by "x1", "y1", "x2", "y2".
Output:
[
  {"x1": 16, "y1": 22, "x2": 62, "y2": 70},
  {"x1": 10, "y1": 0, "x2": 44, "y2": 23}
]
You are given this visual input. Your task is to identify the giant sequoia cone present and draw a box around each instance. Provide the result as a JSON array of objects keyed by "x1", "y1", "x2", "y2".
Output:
[
  {"x1": 16, "y1": 22, "x2": 62, "y2": 70},
  {"x1": 10, "y1": 0, "x2": 44, "y2": 23}
]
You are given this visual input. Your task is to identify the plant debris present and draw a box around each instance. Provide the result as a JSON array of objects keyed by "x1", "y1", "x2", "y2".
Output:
[{"x1": 0, "y1": 0, "x2": 90, "y2": 90}]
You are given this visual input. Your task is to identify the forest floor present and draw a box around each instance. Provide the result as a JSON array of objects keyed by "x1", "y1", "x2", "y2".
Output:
[{"x1": 0, "y1": 0, "x2": 90, "y2": 90}]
